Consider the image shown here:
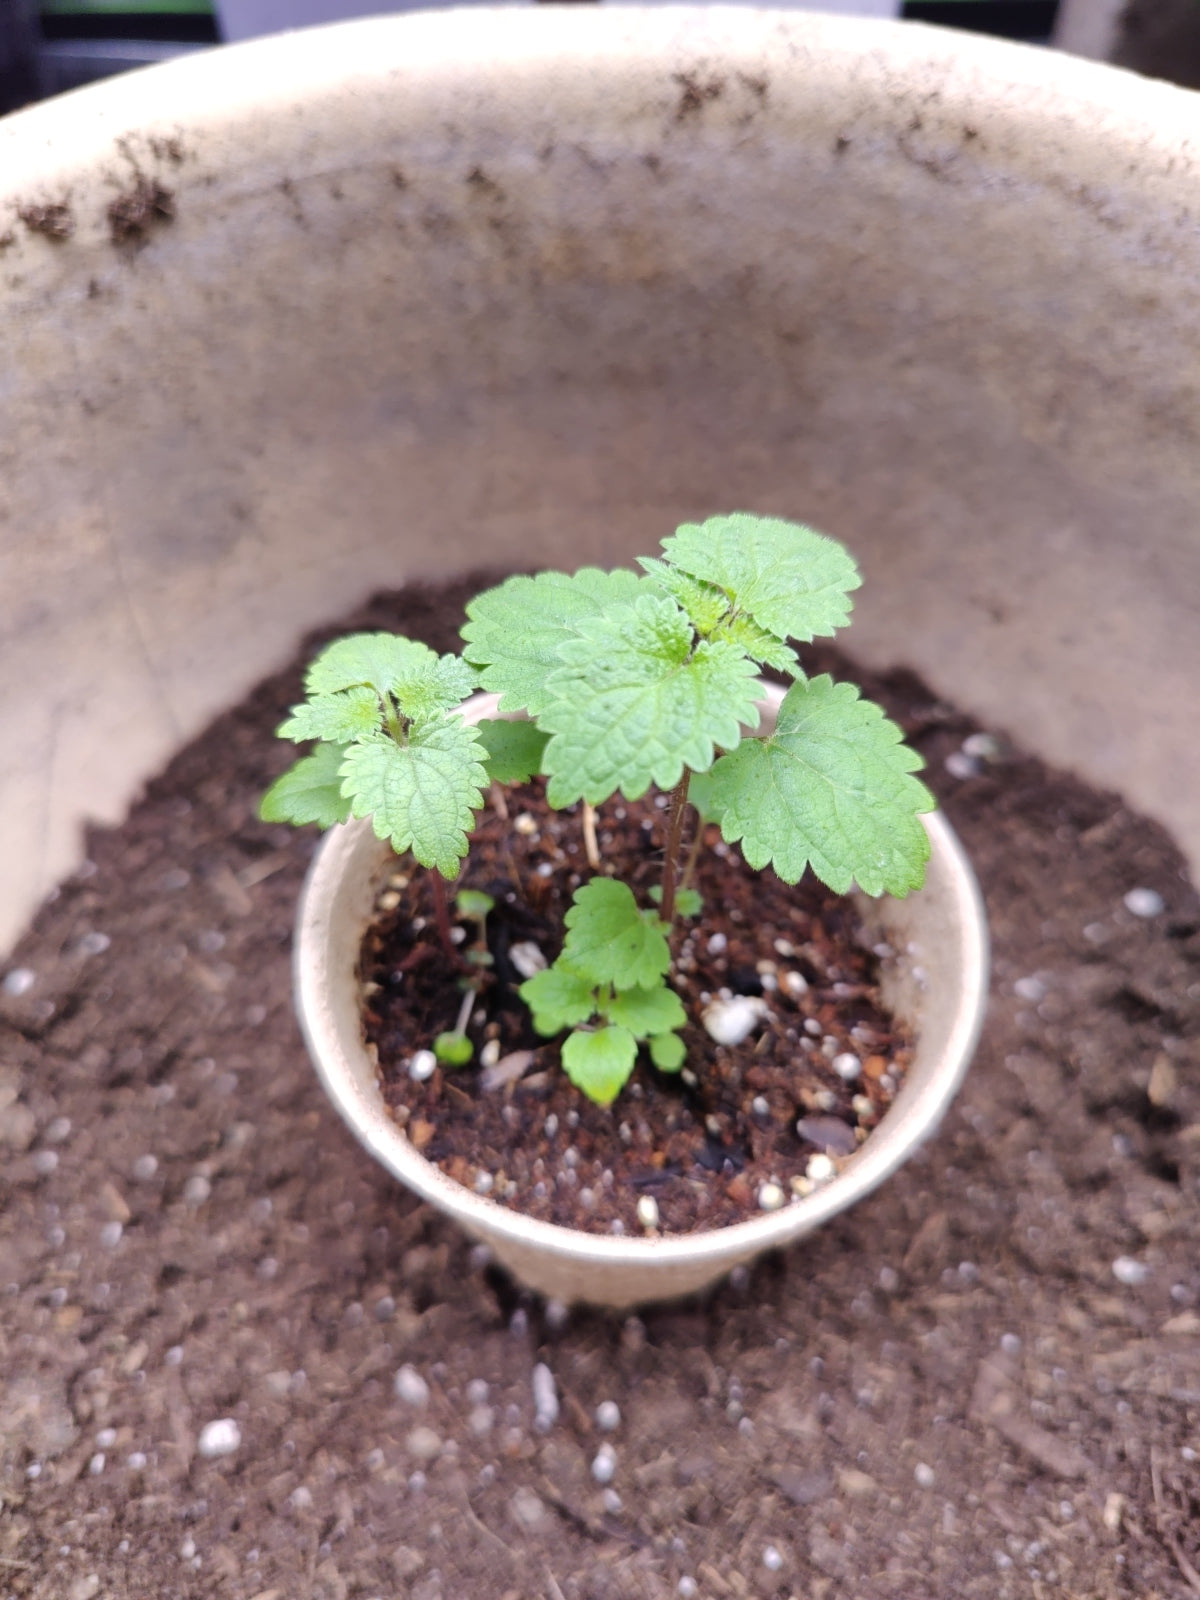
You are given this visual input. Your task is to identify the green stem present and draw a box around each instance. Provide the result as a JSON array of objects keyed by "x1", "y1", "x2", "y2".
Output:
[{"x1": 658, "y1": 769, "x2": 692, "y2": 928}]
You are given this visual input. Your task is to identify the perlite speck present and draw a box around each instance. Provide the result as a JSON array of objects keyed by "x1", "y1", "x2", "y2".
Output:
[{"x1": 197, "y1": 1419, "x2": 241, "y2": 1459}]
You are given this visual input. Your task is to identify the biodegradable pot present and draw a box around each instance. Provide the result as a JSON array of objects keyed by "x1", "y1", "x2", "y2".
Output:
[{"x1": 294, "y1": 684, "x2": 989, "y2": 1308}]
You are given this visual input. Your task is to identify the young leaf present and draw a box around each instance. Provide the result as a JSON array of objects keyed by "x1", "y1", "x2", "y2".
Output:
[
  {"x1": 520, "y1": 964, "x2": 598, "y2": 1035},
  {"x1": 561, "y1": 1025, "x2": 638, "y2": 1107},
  {"x1": 277, "y1": 686, "x2": 381, "y2": 745},
  {"x1": 306, "y1": 633, "x2": 474, "y2": 722},
  {"x1": 539, "y1": 594, "x2": 762, "y2": 805},
  {"x1": 475, "y1": 718, "x2": 549, "y2": 786},
  {"x1": 462, "y1": 568, "x2": 644, "y2": 715},
  {"x1": 456, "y1": 888, "x2": 495, "y2": 919},
  {"x1": 647, "y1": 885, "x2": 703, "y2": 918},
  {"x1": 561, "y1": 878, "x2": 670, "y2": 991},
  {"x1": 701, "y1": 676, "x2": 934, "y2": 896},
  {"x1": 339, "y1": 719, "x2": 488, "y2": 879},
  {"x1": 709, "y1": 613, "x2": 799, "y2": 675},
  {"x1": 638, "y1": 558, "x2": 729, "y2": 635},
  {"x1": 259, "y1": 743, "x2": 353, "y2": 829},
  {"x1": 648, "y1": 1032, "x2": 686, "y2": 1072},
  {"x1": 604, "y1": 981, "x2": 686, "y2": 1038},
  {"x1": 660, "y1": 514, "x2": 861, "y2": 643},
  {"x1": 434, "y1": 1031, "x2": 474, "y2": 1066}
]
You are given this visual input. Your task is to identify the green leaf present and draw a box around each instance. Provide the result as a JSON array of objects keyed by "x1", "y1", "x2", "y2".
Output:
[
  {"x1": 685, "y1": 767, "x2": 725, "y2": 825},
  {"x1": 475, "y1": 718, "x2": 549, "y2": 785},
  {"x1": 338, "y1": 719, "x2": 488, "y2": 878},
  {"x1": 604, "y1": 981, "x2": 686, "y2": 1038},
  {"x1": 660, "y1": 514, "x2": 861, "y2": 643},
  {"x1": 306, "y1": 633, "x2": 475, "y2": 723},
  {"x1": 539, "y1": 594, "x2": 762, "y2": 805},
  {"x1": 561, "y1": 1025, "x2": 638, "y2": 1107},
  {"x1": 455, "y1": 889, "x2": 495, "y2": 919},
  {"x1": 561, "y1": 878, "x2": 670, "y2": 990},
  {"x1": 709, "y1": 613, "x2": 800, "y2": 675},
  {"x1": 647, "y1": 885, "x2": 703, "y2": 918},
  {"x1": 462, "y1": 568, "x2": 644, "y2": 714},
  {"x1": 277, "y1": 686, "x2": 381, "y2": 744},
  {"x1": 702, "y1": 676, "x2": 935, "y2": 896},
  {"x1": 520, "y1": 963, "x2": 598, "y2": 1035},
  {"x1": 259, "y1": 743, "x2": 352, "y2": 829},
  {"x1": 434, "y1": 1031, "x2": 474, "y2": 1066},
  {"x1": 638, "y1": 557, "x2": 729, "y2": 635},
  {"x1": 648, "y1": 1032, "x2": 686, "y2": 1072}
]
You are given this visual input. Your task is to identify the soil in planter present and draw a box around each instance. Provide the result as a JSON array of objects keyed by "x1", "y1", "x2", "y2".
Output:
[
  {"x1": 364, "y1": 782, "x2": 913, "y2": 1236},
  {"x1": 1, "y1": 573, "x2": 1199, "y2": 1600}
]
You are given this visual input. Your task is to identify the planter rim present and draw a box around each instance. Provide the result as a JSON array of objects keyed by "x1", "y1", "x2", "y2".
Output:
[{"x1": 295, "y1": 688, "x2": 988, "y2": 1283}]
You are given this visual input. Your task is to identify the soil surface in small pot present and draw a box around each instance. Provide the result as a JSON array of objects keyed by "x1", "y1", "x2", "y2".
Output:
[
  {"x1": 364, "y1": 784, "x2": 912, "y2": 1236},
  {"x1": 1, "y1": 573, "x2": 1199, "y2": 1600}
]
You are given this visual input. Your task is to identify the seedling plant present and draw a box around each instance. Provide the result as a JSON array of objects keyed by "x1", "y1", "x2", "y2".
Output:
[{"x1": 262, "y1": 515, "x2": 934, "y2": 1107}]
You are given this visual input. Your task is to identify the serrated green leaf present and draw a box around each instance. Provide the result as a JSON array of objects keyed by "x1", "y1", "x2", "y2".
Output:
[
  {"x1": 648, "y1": 1032, "x2": 686, "y2": 1072},
  {"x1": 475, "y1": 718, "x2": 549, "y2": 785},
  {"x1": 520, "y1": 963, "x2": 598, "y2": 1035},
  {"x1": 339, "y1": 720, "x2": 487, "y2": 878},
  {"x1": 604, "y1": 981, "x2": 686, "y2": 1038},
  {"x1": 306, "y1": 633, "x2": 474, "y2": 723},
  {"x1": 259, "y1": 743, "x2": 353, "y2": 829},
  {"x1": 562, "y1": 878, "x2": 670, "y2": 990},
  {"x1": 709, "y1": 614, "x2": 800, "y2": 675},
  {"x1": 277, "y1": 686, "x2": 381, "y2": 744},
  {"x1": 434, "y1": 1031, "x2": 474, "y2": 1066},
  {"x1": 462, "y1": 568, "x2": 645, "y2": 714},
  {"x1": 539, "y1": 594, "x2": 762, "y2": 805},
  {"x1": 703, "y1": 676, "x2": 934, "y2": 896},
  {"x1": 638, "y1": 557, "x2": 729, "y2": 635},
  {"x1": 647, "y1": 885, "x2": 703, "y2": 918},
  {"x1": 561, "y1": 1025, "x2": 638, "y2": 1107},
  {"x1": 660, "y1": 514, "x2": 860, "y2": 643}
]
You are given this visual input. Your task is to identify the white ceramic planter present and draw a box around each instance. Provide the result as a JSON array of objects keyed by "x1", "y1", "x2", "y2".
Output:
[{"x1": 294, "y1": 685, "x2": 988, "y2": 1308}]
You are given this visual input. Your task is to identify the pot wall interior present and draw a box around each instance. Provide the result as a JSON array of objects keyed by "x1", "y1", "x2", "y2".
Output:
[{"x1": 2, "y1": 8, "x2": 1199, "y2": 950}]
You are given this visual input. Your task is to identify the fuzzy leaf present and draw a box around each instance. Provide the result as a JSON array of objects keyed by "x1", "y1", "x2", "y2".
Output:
[
  {"x1": 709, "y1": 614, "x2": 800, "y2": 675},
  {"x1": 259, "y1": 743, "x2": 352, "y2": 829},
  {"x1": 539, "y1": 594, "x2": 762, "y2": 805},
  {"x1": 475, "y1": 718, "x2": 549, "y2": 785},
  {"x1": 520, "y1": 964, "x2": 598, "y2": 1035},
  {"x1": 638, "y1": 557, "x2": 729, "y2": 635},
  {"x1": 648, "y1": 1032, "x2": 686, "y2": 1072},
  {"x1": 278, "y1": 686, "x2": 381, "y2": 745},
  {"x1": 561, "y1": 1025, "x2": 638, "y2": 1107},
  {"x1": 660, "y1": 514, "x2": 860, "y2": 643},
  {"x1": 702, "y1": 676, "x2": 934, "y2": 896},
  {"x1": 462, "y1": 568, "x2": 644, "y2": 714},
  {"x1": 339, "y1": 720, "x2": 487, "y2": 878},
  {"x1": 604, "y1": 982, "x2": 686, "y2": 1039},
  {"x1": 306, "y1": 633, "x2": 474, "y2": 723},
  {"x1": 562, "y1": 878, "x2": 670, "y2": 990}
]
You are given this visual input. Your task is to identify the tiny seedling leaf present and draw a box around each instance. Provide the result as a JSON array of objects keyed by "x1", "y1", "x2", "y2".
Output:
[
  {"x1": 648, "y1": 1032, "x2": 686, "y2": 1072},
  {"x1": 259, "y1": 743, "x2": 353, "y2": 829},
  {"x1": 434, "y1": 1031, "x2": 474, "y2": 1066},
  {"x1": 339, "y1": 719, "x2": 488, "y2": 879},
  {"x1": 455, "y1": 888, "x2": 495, "y2": 919},
  {"x1": 647, "y1": 885, "x2": 704, "y2": 918},
  {"x1": 709, "y1": 613, "x2": 800, "y2": 675},
  {"x1": 278, "y1": 686, "x2": 381, "y2": 745},
  {"x1": 660, "y1": 514, "x2": 861, "y2": 643},
  {"x1": 604, "y1": 982, "x2": 686, "y2": 1038},
  {"x1": 306, "y1": 633, "x2": 475, "y2": 723},
  {"x1": 638, "y1": 557, "x2": 729, "y2": 635},
  {"x1": 520, "y1": 964, "x2": 598, "y2": 1035},
  {"x1": 475, "y1": 718, "x2": 549, "y2": 785},
  {"x1": 562, "y1": 878, "x2": 670, "y2": 991},
  {"x1": 539, "y1": 594, "x2": 762, "y2": 805},
  {"x1": 702, "y1": 675, "x2": 934, "y2": 896},
  {"x1": 462, "y1": 568, "x2": 644, "y2": 714},
  {"x1": 561, "y1": 1025, "x2": 638, "y2": 1107}
]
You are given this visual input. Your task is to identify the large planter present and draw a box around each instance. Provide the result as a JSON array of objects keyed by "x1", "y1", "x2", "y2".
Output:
[{"x1": 294, "y1": 685, "x2": 988, "y2": 1307}]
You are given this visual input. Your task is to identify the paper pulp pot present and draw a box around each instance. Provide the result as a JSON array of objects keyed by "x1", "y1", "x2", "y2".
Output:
[{"x1": 293, "y1": 686, "x2": 989, "y2": 1308}]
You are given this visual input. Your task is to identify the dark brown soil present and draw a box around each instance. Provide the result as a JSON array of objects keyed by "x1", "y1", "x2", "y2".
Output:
[
  {"x1": 365, "y1": 783, "x2": 911, "y2": 1236},
  {"x1": 1, "y1": 575, "x2": 1198, "y2": 1600}
]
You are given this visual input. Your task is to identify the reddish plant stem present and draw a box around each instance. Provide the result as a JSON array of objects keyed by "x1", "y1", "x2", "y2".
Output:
[
  {"x1": 659, "y1": 770, "x2": 692, "y2": 928},
  {"x1": 429, "y1": 871, "x2": 457, "y2": 962}
]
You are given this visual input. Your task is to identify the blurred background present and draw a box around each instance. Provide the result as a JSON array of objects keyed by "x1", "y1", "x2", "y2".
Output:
[{"x1": 6, "y1": 1, "x2": 1200, "y2": 116}]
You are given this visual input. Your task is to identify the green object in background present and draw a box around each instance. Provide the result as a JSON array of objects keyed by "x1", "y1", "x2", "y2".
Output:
[{"x1": 41, "y1": 0, "x2": 213, "y2": 14}]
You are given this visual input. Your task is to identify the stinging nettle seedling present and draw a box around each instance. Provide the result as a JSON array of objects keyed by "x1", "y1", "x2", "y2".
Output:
[{"x1": 264, "y1": 514, "x2": 935, "y2": 1108}]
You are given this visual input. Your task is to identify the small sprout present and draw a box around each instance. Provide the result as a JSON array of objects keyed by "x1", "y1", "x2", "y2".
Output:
[{"x1": 434, "y1": 1031, "x2": 474, "y2": 1067}]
